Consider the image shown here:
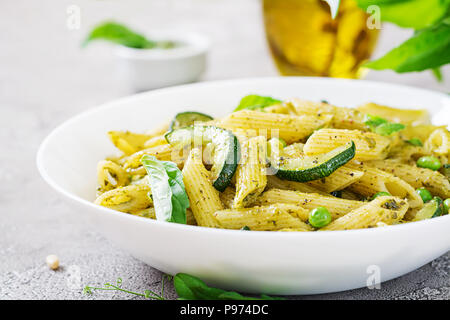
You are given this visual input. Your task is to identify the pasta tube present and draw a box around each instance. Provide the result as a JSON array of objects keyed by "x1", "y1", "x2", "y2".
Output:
[
  {"x1": 357, "y1": 103, "x2": 430, "y2": 125},
  {"x1": 97, "y1": 160, "x2": 129, "y2": 192},
  {"x1": 94, "y1": 184, "x2": 152, "y2": 213},
  {"x1": 320, "y1": 196, "x2": 409, "y2": 231},
  {"x1": 217, "y1": 110, "x2": 332, "y2": 143},
  {"x1": 182, "y1": 148, "x2": 223, "y2": 228},
  {"x1": 304, "y1": 128, "x2": 391, "y2": 161},
  {"x1": 233, "y1": 136, "x2": 268, "y2": 208},
  {"x1": 256, "y1": 188, "x2": 364, "y2": 219},
  {"x1": 346, "y1": 162, "x2": 423, "y2": 208},
  {"x1": 214, "y1": 204, "x2": 313, "y2": 231},
  {"x1": 365, "y1": 160, "x2": 450, "y2": 199}
]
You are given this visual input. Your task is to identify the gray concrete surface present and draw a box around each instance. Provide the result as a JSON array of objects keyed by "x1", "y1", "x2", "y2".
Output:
[{"x1": 0, "y1": 0, "x2": 449, "y2": 300}]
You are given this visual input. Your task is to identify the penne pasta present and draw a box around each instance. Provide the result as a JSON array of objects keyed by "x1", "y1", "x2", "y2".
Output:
[
  {"x1": 306, "y1": 164, "x2": 364, "y2": 193},
  {"x1": 97, "y1": 160, "x2": 130, "y2": 192},
  {"x1": 425, "y1": 128, "x2": 450, "y2": 155},
  {"x1": 217, "y1": 110, "x2": 332, "y2": 143},
  {"x1": 357, "y1": 103, "x2": 430, "y2": 126},
  {"x1": 304, "y1": 128, "x2": 391, "y2": 161},
  {"x1": 233, "y1": 136, "x2": 268, "y2": 208},
  {"x1": 182, "y1": 148, "x2": 223, "y2": 228},
  {"x1": 214, "y1": 204, "x2": 314, "y2": 231},
  {"x1": 108, "y1": 131, "x2": 154, "y2": 155},
  {"x1": 287, "y1": 98, "x2": 368, "y2": 131},
  {"x1": 346, "y1": 162, "x2": 423, "y2": 208},
  {"x1": 94, "y1": 184, "x2": 152, "y2": 213},
  {"x1": 365, "y1": 160, "x2": 450, "y2": 199},
  {"x1": 320, "y1": 196, "x2": 409, "y2": 231},
  {"x1": 256, "y1": 188, "x2": 364, "y2": 219},
  {"x1": 123, "y1": 144, "x2": 176, "y2": 171},
  {"x1": 266, "y1": 175, "x2": 327, "y2": 195},
  {"x1": 219, "y1": 186, "x2": 236, "y2": 209}
]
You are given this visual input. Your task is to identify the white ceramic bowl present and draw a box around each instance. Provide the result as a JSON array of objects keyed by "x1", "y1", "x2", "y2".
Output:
[
  {"x1": 114, "y1": 31, "x2": 209, "y2": 91},
  {"x1": 37, "y1": 77, "x2": 450, "y2": 295}
]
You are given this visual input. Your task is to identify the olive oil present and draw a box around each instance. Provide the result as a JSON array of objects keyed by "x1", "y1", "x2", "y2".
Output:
[{"x1": 263, "y1": 0, "x2": 379, "y2": 78}]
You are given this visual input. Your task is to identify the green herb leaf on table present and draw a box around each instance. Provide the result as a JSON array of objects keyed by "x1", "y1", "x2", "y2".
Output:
[
  {"x1": 141, "y1": 155, "x2": 189, "y2": 224},
  {"x1": 356, "y1": 0, "x2": 450, "y2": 30},
  {"x1": 173, "y1": 273, "x2": 283, "y2": 300},
  {"x1": 364, "y1": 21, "x2": 450, "y2": 73},
  {"x1": 83, "y1": 277, "x2": 165, "y2": 300},
  {"x1": 234, "y1": 95, "x2": 282, "y2": 111}
]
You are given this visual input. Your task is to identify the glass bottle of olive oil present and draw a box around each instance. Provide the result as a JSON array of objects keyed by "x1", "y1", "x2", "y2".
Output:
[{"x1": 263, "y1": 0, "x2": 379, "y2": 78}]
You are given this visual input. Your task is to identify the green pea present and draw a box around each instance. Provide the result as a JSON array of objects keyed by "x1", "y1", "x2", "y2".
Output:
[
  {"x1": 308, "y1": 207, "x2": 332, "y2": 228},
  {"x1": 371, "y1": 191, "x2": 390, "y2": 200},
  {"x1": 241, "y1": 226, "x2": 250, "y2": 231},
  {"x1": 416, "y1": 156, "x2": 441, "y2": 171},
  {"x1": 416, "y1": 188, "x2": 432, "y2": 203},
  {"x1": 443, "y1": 199, "x2": 450, "y2": 215}
]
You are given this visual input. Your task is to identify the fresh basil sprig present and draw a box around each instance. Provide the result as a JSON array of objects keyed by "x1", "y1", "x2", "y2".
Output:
[
  {"x1": 173, "y1": 273, "x2": 283, "y2": 300},
  {"x1": 364, "y1": 20, "x2": 450, "y2": 73},
  {"x1": 84, "y1": 273, "x2": 283, "y2": 300},
  {"x1": 323, "y1": 0, "x2": 450, "y2": 79},
  {"x1": 356, "y1": 0, "x2": 450, "y2": 29},
  {"x1": 83, "y1": 21, "x2": 175, "y2": 49},
  {"x1": 234, "y1": 95, "x2": 281, "y2": 111},
  {"x1": 364, "y1": 114, "x2": 405, "y2": 136},
  {"x1": 141, "y1": 155, "x2": 189, "y2": 224}
]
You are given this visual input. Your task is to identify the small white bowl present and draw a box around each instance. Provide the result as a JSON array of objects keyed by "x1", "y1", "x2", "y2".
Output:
[{"x1": 114, "y1": 31, "x2": 209, "y2": 91}]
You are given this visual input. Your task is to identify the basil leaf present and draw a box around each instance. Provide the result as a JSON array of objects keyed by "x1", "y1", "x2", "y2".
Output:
[
  {"x1": 234, "y1": 95, "x2": 282, "y2": 111},
  {"x1": 174, "y1": 273, "x2": 225, "y2": 300},
  {"x1": 173, "y1": 274, "x2": 200, "y2": 300},
  {"x1": 364, "y1": 21, "x2": 450, "y2": 72},
  {"x1": 173, "y1": 273, "x2": 284, "y2": 300},
  {"x1": 356, "y1": 0, "x2": 450, "y2": 29},
  {"x1": 141, "y1": 156, "x2": 189, "y2": 224},
  {"x1": 364, "y1": 114, "x2": 388, "y2": 129},
  {"x1": 364, "y1": 114, "x2": 405, "y2": 135},
  {"x1": 431, "y1": 67, "x2": 444, "y2": 82},
  {"x1": 406, "y1": 138, "x2": 423, "y2": 146},
  {"x1": 83, "y1": 21, "x2": 155, "y2": 48},
  {"x1": 374, "y1": 122, "x2": 406, "y2": 136}
]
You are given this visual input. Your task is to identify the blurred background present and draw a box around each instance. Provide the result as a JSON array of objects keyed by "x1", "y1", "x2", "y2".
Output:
[{"x1": 1, "y1": 0, "x2": 449, "y2": 299}]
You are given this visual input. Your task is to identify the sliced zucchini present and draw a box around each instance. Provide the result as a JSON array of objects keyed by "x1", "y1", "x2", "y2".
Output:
[
  {"x1": 273, "y1": 141, "x2": 355, "y2": 182},
  {"x1": 169, "y1": 111, "x2": 213, "y2": 130},
  {"x1": 413, "y1": 197, "x2": 444, "y2": 221},
  {"x1": 165, "y1": 126, "x2": 240, "y2": 192}
]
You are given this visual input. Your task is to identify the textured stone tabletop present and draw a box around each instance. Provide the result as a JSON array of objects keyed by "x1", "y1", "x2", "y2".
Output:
[{"x1": 1, "y1": 0, "x2": 449, "y2": 300}]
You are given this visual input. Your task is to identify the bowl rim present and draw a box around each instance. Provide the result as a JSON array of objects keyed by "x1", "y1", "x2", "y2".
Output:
[{"x1": 36, "y1": 76, "x2": 450, "y2": 238}]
